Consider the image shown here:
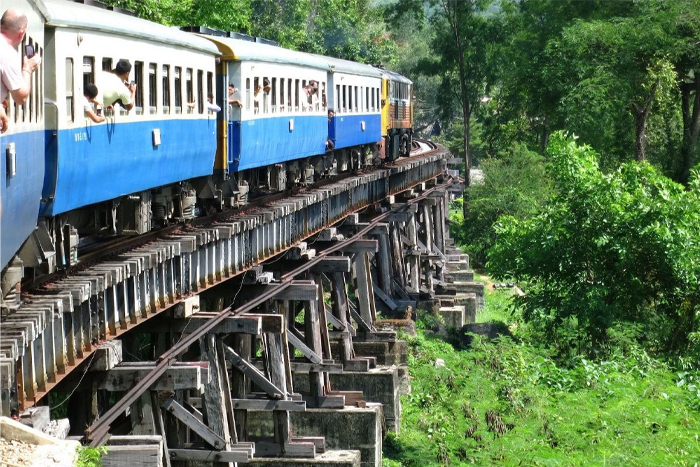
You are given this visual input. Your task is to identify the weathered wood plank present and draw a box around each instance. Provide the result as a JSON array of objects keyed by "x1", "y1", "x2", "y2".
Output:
[
  {"x1": 168, "y1": 449, "x2": 250, "y2": 463},
  {"x1": 162, "y1": 398, "x2": 225, "y2": 450}
]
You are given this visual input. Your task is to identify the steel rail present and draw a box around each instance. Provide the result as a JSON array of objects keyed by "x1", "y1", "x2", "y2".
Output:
[{"x1": 82, "y1": 147, "x2": 452, "y2": 445}]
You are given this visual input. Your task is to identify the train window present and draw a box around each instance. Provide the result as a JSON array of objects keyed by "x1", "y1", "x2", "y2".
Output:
[
  {"x1": 207, "y1": 71, "x2": 213, "y2": 98},
  {"x1": 174, "y1": 67, "x2": 182, "y2": 114},
  {"x1": 36, "y1": 44, "x2": 42, "y2": 122},
  {"x1": 371, "y1": 87, "x2": 374, "y2": 111},
  {"x1": 279, "y1": 78, "x2": 285, "y2": 112},
  {"x1": 335, "y1": 85, "x2": 340, "y2": 113},
  {"x1": 301, "y1": 80, "x2": 306, "y2": 113},
  {"x1": 65, "y1": 58, "x2": 74, "y2": 122},
  {"x1": 197, "y1": 70, "x2": 204, "y2": 114},
  {"x1": 148, "y1": 64, "x2": 157, "y2": 114},
  {"x1": 271, "y1": 78, "x2": 277, "y2": 113},
  {"x1": 102, "y1": 58, "x2": 112, "y2": 72},
  {"x1": 262, "y1": 76, "x2": 269, "y2": 114},
  {"x1": 162, "y1": 65, "x2": 170, "y2": 114},
  {"x1": 82, "y1": 57, "x2": 95, "y2": 122},
  {"x1": 365, "y1": 87, "x2": 369, "y2": 113},
  {"x1": 134, "y1": 61, "x2": 144, "y2": 114},
  {"x1": 321, "y1": 82, "x2": 326, "y2": 111},
  {"x1": 246, "y1": 78, "x2": 251, "y2": 110},
  {"x1": 287, "y1": 79, "x2": 292, "y2": 110},
  {"x1": 186, "y1": 68, "x2": 193, "y2": 114},
  {"x1": 347, "y1": 85, "x2": 352, "y2": 113},
  {"x1": 294, "y1": 79, "x2": 299, "y2": 112}
]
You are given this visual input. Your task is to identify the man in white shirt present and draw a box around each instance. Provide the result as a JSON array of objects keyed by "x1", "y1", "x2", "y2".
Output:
[
  {"x1": 0, "y1": 8, "x2": 42, "y2": 132},
  {"x1": 99, "y1": 59, "x2": 136, "y2": 110}
]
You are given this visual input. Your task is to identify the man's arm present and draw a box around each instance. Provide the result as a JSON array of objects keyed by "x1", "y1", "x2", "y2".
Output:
[
  {"x1": 0, "y1": 106, "x2": 8, "y2": 133},
  {"x1": 9, "y1": 55, "x2": 41, "y2": 105},
  {"x1": 120, "y1": 83, "x2": 137, "y2": 111}
]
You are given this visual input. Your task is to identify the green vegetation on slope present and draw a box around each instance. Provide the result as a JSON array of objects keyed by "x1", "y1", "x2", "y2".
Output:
[{"x1": 384, "y1": 288, "x2": 700, "y2": 467}]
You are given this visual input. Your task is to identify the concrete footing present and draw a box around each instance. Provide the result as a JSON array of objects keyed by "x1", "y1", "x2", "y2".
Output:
[
  {"x1": 439, "y1": 306, "x2": 466, "y2": 328},
  {"x1": 247, "y1": 404, "x2": 383, "y2": 467},
  {"x1": 453, "y1": 283, "x2": 485, "y2": 309},
  {"x1": 294, "y1": 367, "x2": 401, "y2": 433}
]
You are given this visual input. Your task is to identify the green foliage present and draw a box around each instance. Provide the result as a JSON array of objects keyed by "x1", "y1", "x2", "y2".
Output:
[
  {"x1": 386, "y1": 296, "x2": 700, "y2": 466},
  {"x1": 451, "y1": 143, "x2": 551, "y2": 267},
  {"x1": 76, "y1": 446, "x2": 107, "y2": 467},
  {"x1": 488, "y1": 132, "x2": 700, "y2": 355}
]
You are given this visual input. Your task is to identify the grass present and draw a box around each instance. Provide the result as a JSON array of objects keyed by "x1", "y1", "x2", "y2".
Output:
[{"x1": 383, "y1": 279, "x2": 700, "y2": 467}]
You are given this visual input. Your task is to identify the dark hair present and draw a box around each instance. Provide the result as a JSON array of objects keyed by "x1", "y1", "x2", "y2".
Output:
[
  {"x1": 113, "y1": 59, "x2": 131, "y2": 76},
  {"x1": 263, "y1": 78, "x2": 270, "y2": 87},
  {"x1": 84, "y1": 83, "x2": 99, "y2": 99},
  {"x1": 207, "y1": 92, "x2": 214, "y2": 100}
]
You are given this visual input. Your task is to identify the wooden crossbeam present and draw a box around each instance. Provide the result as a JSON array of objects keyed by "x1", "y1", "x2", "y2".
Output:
[
  {"x1": 312, "y1": 239, "x2": 378, "y2": 253},
  {"x1": 99, "y1": 365, "x2": 206, "y2": 391},
  {"x1": 162, "y1": 398, "x2": 226, "y2": 450},
  {"x1": 285, "y1": 331, "x2": 323, "y2": 364},
  {"x1": 223, "y1": 345, "x2": 285, "y2": 399},
  {"x1": 230, "y1": 399, "x2": 306, "y2": 411},
  {"x1": 168, "y1": 449, "x2": 250, "y2": 463},
  {"x1": 254, "y1": 441, "x2": 316, "y2": 458}
]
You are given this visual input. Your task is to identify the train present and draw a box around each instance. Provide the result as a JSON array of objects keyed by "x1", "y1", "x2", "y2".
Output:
[{"x1": 0, "y1": 0, "x2": 413, "y2": 301}]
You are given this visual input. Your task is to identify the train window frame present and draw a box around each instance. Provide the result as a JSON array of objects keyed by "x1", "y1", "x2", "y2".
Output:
[
  {"x1": 162, "y1": 65, "x2": 170, "y2": 114},
  {"x1": 321, "y1": 82, "x2": 326, "y2": 111},
  {"x1": 82, "y1": 56, "x2": 95, "y2": 122},
  {"x1": 207, "y1": 71, "x2": 213, "y2": 111},
  {"x1": 197, "y1": 69, "x2": 204, "y2": 114},
  {"x1": 174, "y1": 66, "x2": 182, "y2": 114},
  {"x1": 65, "y1": 57, "x2": 74, "y2": 123},
  {"x1": 133, "y1": 60, "x2": 144, "y2": 115},
  {"x1": 279, "y1": 78, "x2": 285, "y2": 113},
  {"x1": 246, "y1": 78, "x2": 251, "y2": 111},
  {"x1": 271, "y1": 77, "x2": 277, "y2": 113},
  {"x1": 185, "y1": 68, "x2": 193, "y2": 114},
  {"x1": 148, "y1": 63, "x2": 157, "y2": 115},
  {"x1": 287, "y1": 79, "x2": 292, "y2": 111},
  {"x1": 293, "y1": 79, "x2": 299, "y2": 113}
]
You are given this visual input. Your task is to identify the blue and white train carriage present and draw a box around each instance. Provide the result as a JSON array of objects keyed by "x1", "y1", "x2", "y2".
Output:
[{"x1": 1, "y1": 0, "x2": 45, "y2": 277}]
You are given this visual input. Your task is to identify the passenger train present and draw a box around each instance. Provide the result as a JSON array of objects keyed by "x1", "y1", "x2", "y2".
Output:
[{"x1": 0, "y1": 0, "x2": 413, "y2": 299}]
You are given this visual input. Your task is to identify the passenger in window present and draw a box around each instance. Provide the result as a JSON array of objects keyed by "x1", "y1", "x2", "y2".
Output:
[
  {"x1": 0, "y1": 9, "x2": 42, "y2": 107},
  {"x1": 253, "y1": 78, "x2": 270, "y2": 110},
  {"x1": 301, "y1": 80, "x2": 318, "y2": 110},
  {"x1": 188, "y1": 93, "x2": 220, "y2": 113},
  {"x1": 100, "y1": 59, "x2": 136, "y2": 111},
  {"x1": 228, "y1": 84, "x2": 241, "y2": 107},
  {"x1": 83, "y1": 83, "x2": 105, "y2": 123}
]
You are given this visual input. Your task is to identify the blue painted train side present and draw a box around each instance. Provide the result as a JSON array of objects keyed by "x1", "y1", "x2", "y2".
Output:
[
  {"x1": 1, "y1": 130, "x2": 45, "y2": 270},
  {"x1": 42, "y1": 117, "x2": 217, "y2": 216},
  {"x1": 330, "y1": 113, "x2": 381, "y2": 150}
]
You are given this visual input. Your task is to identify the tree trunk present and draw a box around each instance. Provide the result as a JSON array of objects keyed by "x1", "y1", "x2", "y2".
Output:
[
  {"x1": 634, "y1": 80, "x2": 660, "y2": 162},
  {"x1": 677, "y1": 74, "x2": 700, "y2": 185}
]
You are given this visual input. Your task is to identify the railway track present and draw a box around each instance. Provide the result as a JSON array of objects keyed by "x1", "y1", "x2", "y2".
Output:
[{"x1": 1, "y1": 140, "x2": 450, "y2": 419}]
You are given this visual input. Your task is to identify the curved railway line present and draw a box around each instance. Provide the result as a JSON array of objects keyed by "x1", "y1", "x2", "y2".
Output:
[{"x1": 0, "y1": 140, "x2": 479, "y2": 466}]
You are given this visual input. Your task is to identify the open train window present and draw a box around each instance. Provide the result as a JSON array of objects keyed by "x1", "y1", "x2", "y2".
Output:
[
  {"x1": 186, "y1": 68, "x2": 193, "y2": 114},
  {"x1": 65, "y1": 58, "x2": 74, "y2": 122},
  {"x1": 262, "y1": 76, "x2": 269, "y2": 114},
  {"x1": 82, "y1": 56, "x2": 95, "y2": 121},
  {"x1": 174, "y1": 67, "x2": 182, "y2": 114},
  {"x1": 294, "y1": 79, "x2": 299, "y2": 112},
  {"x1": 246, "y1": 78, "x2": 251, "y2": 111},
  {"x1": 134, "y1": 61, "x2": 144, "y2": 114},
  {"x1": 279, "y1": 78, "x2": 285, "y2": 112},
  {"x1": 207, "y1": 71, "x2": 213, "y2": 107},
  {"x1": 197, "y1": 70, "x2": 204, "y2": 114},
  {"x1": 347, "y1": 85, "x2": 352, "y2": 113},
  {"x1": 287, "y1": 79, "x2": 292, "y2": 110},
  {"x1": 148, "y1": 63, "x2": 157, "y2": 114},
  {"x1": 321, "y1": 82, "x2": 326, "y2": 111},
  {"x1": 162, "y1": 65, "x2": 170, "y2": 114},
  {"x1": 102, "y1": 58, "x2": 112, "y2": 72},
  {"x1": 271, "y1": 78, "x2": 277, "y2": 113}
]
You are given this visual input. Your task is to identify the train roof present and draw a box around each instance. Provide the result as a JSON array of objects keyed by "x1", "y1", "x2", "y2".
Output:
[
  {"x1": 199, "y1": 36, "x2": 330, "y2": 71},
  {"x1": 36, "y1": 0, "x2": 219, "y2": 55},
  {"x1": 377, "y1": 68, "x2": 413, "y2": 85},
  {"x1": 316, "y1": 55, "x2": 382, "y2": 78}
]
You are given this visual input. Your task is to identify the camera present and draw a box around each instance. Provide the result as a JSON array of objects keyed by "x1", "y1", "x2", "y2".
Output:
[
  {"x1": 25, "y1": 44, "x2": 35, "y2": 58},
  {"x1": 130, "y1": 81, "x2": 136, "y2": 87}
]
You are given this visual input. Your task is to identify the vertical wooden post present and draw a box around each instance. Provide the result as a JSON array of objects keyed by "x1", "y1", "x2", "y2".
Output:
[
  {"x1": 422, "y1": 204, "x2": 433, "y2": 255},
  {"x1": 199, "y1": 333, "x2": 233, "y2": 463},
  {"x1": 310, "y1": 273, "x2": 332, "y2": 361},
  {"x1": 432, "y1": 203, "x2": 445, "y2": 255},
  {"x1": 304, "y1": 298, "x2": 325, "y2": 399},
  {"x1": 389, "y1": 222, "x2": 405, "y2": 290},
  {"x1": 354, "y1": 253, "x2": 377, "y2": 324},
  {"x1": 231, "y1": 333, "x2": 251, "y2": 441},
  {"x1": 406, "y1": 212, "x2": 420, "y2": 293},
  {"x1": 375, "y1": 225, "x2": 393, "y2": 296},
  {"x1": 263, "y1": 331, "x2": 291, "y2": 452},
  {"x1": 330, "y1": 272, "x2": 355, "y2": 363}
]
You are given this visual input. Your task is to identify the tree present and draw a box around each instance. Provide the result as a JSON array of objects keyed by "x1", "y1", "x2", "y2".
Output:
[
  {"x1": 421, "y1": 0, "x2": 493, "y2": 217},
  {"x1": 488, "y1": 132, "x2": 700, "y2": 354}
]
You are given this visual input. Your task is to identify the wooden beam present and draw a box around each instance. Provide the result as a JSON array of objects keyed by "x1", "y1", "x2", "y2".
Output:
[
  {"x1": 313, "y1": 239, "x2": 378, "y2": 253},
  {"x1": 99, "y1": 365, "x2": 206, "y2": 391},
  {"x1": 373, "y1": 284, "x2": 398, "y2": 311},
  {"x1": 168, "y1": 449, "x2": 250, "y2": 463},
  {"x1": 162, "y1": 398, "x2": 226, "y2": 450},
  {"x1": 223, "y1": 345, "x2": 285, "y2": 399},
  {"x1": 230, "y1": 399, "x2": 306, "y2": 411},
  {"x1": 264, "y1": 257, "x2": 351, "y2": 274},
  {"x1": 286, "y1": 331, "x2": 323, "y2": 364}
]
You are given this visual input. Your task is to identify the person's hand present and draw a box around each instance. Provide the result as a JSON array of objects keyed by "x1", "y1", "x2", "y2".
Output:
[
  {"x1": 129, "y1": 83, "x2": 137, "y2": 93},
  {"x1": 22, "y1": 55, "x2": 41, "y2": 72},
  {"x1": 0, "y1": 108, "x2": 8, "y2": 133}
]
